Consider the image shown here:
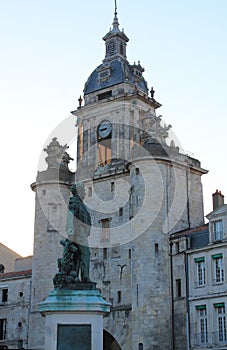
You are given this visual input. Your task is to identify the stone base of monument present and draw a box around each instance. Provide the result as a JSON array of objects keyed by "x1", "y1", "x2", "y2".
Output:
[{"x1": 39, "y1": 288, "x2": 110, "y2": 350}]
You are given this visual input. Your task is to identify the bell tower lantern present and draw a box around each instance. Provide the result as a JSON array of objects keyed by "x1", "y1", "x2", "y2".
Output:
[{"x1": 102, "y1": 1, "x2": 129, "y2": 61}]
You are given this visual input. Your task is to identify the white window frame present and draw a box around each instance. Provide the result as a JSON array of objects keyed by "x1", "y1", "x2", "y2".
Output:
[
  {"x1": 195, "y1": 258, "x2": 206, "y2": 286},
  {"x1": 213, "y1": 220, "x2": 223, "y2": 241},
  {"x1": 197, "y1": 307, "x2": 208, "y2": 344},
  {"x1": 215, "y1": 304, "x2": 227, "y2": 343},
  {"x1": 212, "y1": 255, "x2": 224, "y2": 284}
]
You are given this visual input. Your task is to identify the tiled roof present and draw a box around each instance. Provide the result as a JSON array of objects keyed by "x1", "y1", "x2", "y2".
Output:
[
  {"x1": 170, "y1": 224, "x2": 209, "y2": 239},
  {"x1": 0, "y1": 269, "x2": 32, "y2": 281}
]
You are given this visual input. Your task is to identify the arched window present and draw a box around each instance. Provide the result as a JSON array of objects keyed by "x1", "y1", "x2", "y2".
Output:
[
  {"x1": 107, "y1": 41, "x2": 115, "y2": 55},
  {"x1": 120, "y1": 42, "x2": 124, "y2": 55}
]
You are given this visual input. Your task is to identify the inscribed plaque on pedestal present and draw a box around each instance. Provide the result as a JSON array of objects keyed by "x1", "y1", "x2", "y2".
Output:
[{"x1": 57, "y1": 324, "x2": 91, "y2": 350}]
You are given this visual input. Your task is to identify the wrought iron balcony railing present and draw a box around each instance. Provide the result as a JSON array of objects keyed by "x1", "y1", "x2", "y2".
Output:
[
  {"x1": 212, "y1": 331, "x2": 227, "y2": 344},
  {"x1": 192, "y1": 332, "x2": 227, "y2": 347}
]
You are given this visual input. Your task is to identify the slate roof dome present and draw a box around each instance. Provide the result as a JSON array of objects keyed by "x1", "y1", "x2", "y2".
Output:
[
  {"x1": 83, "y1": 6, "x2": 148, "y2": 97},
  {"x1": 84, "y1": 59, "x2": 148, "y2": 95}
]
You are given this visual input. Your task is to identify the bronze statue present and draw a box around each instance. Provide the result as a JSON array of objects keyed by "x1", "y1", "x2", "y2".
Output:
[
  {"x1": 54, "y1": 182, "x2": 93, "y2": 289},
  {"x1": 66, "y1": 183, "x2": 91, "y2": 282},
  {"x1": 57, "y1": 239, "x2": 79, "y2": 276}
]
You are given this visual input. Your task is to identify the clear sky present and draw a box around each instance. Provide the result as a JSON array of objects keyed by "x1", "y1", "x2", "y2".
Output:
[{"x1": 0, "y1": 0, "x2": 226, "y2": 256}]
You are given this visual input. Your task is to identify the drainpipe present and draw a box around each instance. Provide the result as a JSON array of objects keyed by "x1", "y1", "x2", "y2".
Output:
[
  {"x1": 170, "y1": 242, "x2": 175, "y2": 350},
  {"x1": 167, "y1": 166, "x2": 174, "y2": 350},
  {"x1": 27, "y1": 279, "x2": 32, "y2": 348},
  {"x1": 184, "y1": 243, "x2": 191, "y2": 350},
  {"x1": 186, "y1": 166, "x2": 191, "y2": 229}
]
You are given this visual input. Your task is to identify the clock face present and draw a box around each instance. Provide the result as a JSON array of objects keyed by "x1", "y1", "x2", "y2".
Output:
[{"x1": 98, "y1": 121, "x2": 112, "y2": 139}]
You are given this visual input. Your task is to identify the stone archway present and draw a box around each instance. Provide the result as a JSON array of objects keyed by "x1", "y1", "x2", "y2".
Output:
[{"x1": 103, "y1": 330, "x2": 121, "y2": 350}]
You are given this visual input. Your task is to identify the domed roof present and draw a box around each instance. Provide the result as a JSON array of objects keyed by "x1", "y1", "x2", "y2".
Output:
[
  {"x1": 83, "y1": 6, "x2": 148, "y2": 97},
  {"x1": 84, "y1": 59, "x2": 148, "y2": 95}
]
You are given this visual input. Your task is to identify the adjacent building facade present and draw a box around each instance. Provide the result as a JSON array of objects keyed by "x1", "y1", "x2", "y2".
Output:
[
  {"x1": 171, "y1": 190, "x2": 227, "y2": 350},
  {"x1": 0, "y1": 257, "x2": 32, "y2": 348}
]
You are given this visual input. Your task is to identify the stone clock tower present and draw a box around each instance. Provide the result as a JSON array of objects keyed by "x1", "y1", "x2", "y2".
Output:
[
  {"x1": 28, "y1": 4, "x2": 207, "y2": 350},
  {"x1": 71, "y1": 6, "x2": 207, "y2": 350}
]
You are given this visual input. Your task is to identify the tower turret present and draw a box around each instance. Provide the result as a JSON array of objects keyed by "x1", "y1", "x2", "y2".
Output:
[{"x1": 28, "y1": 138, "x2": 74, "y2": 349}]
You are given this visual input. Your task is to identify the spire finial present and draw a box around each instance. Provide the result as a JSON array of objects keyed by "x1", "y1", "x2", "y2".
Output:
[
  {"x1": 113, "y1": 0, "x2": 119, "y2": 29},
  {"x1": 115, "y1": 0, "x2": 117, "y2": 16}
]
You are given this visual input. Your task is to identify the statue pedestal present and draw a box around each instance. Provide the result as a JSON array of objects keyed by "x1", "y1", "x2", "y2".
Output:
[{"x1": 39, "y1": 288, "x2": 110, "y2": 350}]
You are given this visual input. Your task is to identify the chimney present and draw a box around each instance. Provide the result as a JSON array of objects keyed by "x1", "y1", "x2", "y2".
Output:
[{"x1": 212, "y1": 189, "x2": 224, "y2": 210}]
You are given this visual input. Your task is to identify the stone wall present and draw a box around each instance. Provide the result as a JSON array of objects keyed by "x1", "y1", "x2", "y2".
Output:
[{"x1": 0, "y1": 271, "x2": 31, "y2": 349}]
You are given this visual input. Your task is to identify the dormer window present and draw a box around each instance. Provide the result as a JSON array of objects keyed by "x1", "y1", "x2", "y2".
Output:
[
  {"x1": 213, "y1": 220, "x2": 223, "y2": 241},
  {"x1": 132, "y1": 68, "x2": 143, "y2": 78},
  {"x1": 98, "y1": 69, "x2": 111, "y2": 83}
]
